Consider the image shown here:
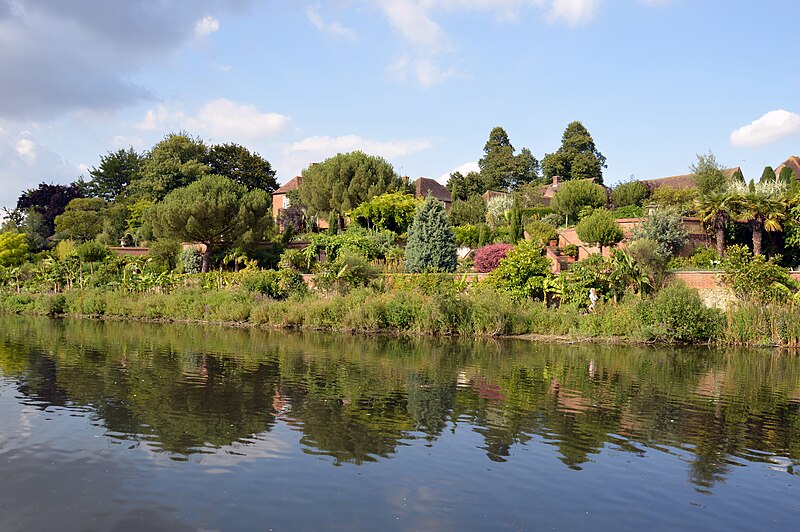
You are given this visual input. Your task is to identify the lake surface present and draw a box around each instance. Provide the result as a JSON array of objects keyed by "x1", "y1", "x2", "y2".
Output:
[{"x1": 0, "y1": 316, "x2": 797, "y2": 531}]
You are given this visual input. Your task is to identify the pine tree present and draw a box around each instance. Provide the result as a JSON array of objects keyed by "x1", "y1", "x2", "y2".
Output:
[
  {"x1": 405, "y1": 196, "x2": 457, "y2": 273},
  {"x1": 760, "y1": 166, "x2": 777, "y2": 184},
  {"x1": 509, "y1": 197, "x2": 523, "y2": 243},
  {"x1": 542, "y1": 121, "x2": 606, "y2": 185}
]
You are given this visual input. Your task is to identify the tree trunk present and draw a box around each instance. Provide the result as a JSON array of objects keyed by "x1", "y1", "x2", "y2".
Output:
[
  {"x1": 716, "y1": 227, "x2": 725, "y2": 257},
  {"x1": 201, "y1": 245, "x2": 212, "y2": 273},
  {"x1": 752, "y1": 224, "x2": 763, "y2": 256}
]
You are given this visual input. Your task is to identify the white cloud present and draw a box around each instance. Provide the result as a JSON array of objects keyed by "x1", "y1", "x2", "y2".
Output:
[
  {"x1": 76, "y1": 163, "x2": 90, "y2": 175},
  {"x1": 135, "y1": 99, "x2": 290, "y2": 142},
  {"x1": 15, "y1": 138, "x2": 36, "y2": 165},
  {"x1": 305, "y1": 6, "x2": 356, "y2": 40},
  {"x1": 730, "y1": 110, "x2": 800, "y2": 148},
  {"x1": 439, "y1": 161, "x2": 480, "y2": 182},
  {"x1": 288, "y1": 135, "x2": 432, "y2": 159},
  {"x1": 112, "y1": 135, "x2": 146, "y2": 150},
  {"x1": 194, "y1": 16, "x2": 220, "y2": 38},
  {"x1": 546, "y1": 0, "x2": 601, "y2": 26}
]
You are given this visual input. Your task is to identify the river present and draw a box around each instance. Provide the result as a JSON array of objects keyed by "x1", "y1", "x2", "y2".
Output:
[{"x1": 0, "y1": 316, "x2": 797, "y2": 530}]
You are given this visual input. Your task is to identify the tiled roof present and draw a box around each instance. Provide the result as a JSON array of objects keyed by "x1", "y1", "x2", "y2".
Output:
[
  {"x1": 274, "y1": 176, "x2": 301, "y2": 195},
  {"x1": 775, "y1": 156, "x2": 800, "y2": 179},
  {"x1": 643, "y1": 167, "x2": 741, "y2": 190},
  {"x1": 414, "y1": 177, "x2": 451, "y2": 203}
]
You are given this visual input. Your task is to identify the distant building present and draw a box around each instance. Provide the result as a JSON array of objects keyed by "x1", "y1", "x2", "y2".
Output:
[
  {"x1": 481, "y1": 190, "x2": 509, "y2": 203},
  {"x1": 775, "y1": 156, "x2": 800, "y2": 179},
  {"x1": 271, "y1": 176, "x2": 328, "y2": 231},
  {"x1": 540, "y1": 175, "x2": 601, "y2": 206},
  {"x1": 642, "y1": 167, "x2": 741, "y2": 190},
  {"x1": 413, "y1": 177, "x2": 452, "y2": 209}
]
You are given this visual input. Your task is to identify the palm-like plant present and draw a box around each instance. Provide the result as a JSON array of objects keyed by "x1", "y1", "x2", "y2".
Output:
[
  {"x1": 610, "y1": 249, "x2": 651, "y2": 299},
  {"x1": 695, "y1": 191, "x2": 733, "y2": 256},
  {"x1": 730, "y1": 181, "x2": 787, "y2": 256}
]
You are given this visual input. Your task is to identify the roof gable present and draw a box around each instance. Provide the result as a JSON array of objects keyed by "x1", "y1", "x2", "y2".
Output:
[
  {"x1": 414, "y1": 177, "x2": 451, "y2": 203},
  {"x1": 274, "y1": 176, "x2": 301, "y2": 195}
]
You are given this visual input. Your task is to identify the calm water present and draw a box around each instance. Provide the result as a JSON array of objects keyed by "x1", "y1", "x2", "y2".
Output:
[{"x1": 0, "y1": 317, "x2": 798, "y2": 531}]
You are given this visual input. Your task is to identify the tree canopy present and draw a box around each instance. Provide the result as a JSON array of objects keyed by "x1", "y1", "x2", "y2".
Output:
[
  {"x1": 575, "y1": 209, "x2": 623, "y2": 255},
  {"x1": 298, "y1": 151, "x2": 406, "y2": 228},
  {"x1": 54, "y1": 198, "x2": 107, "y2": 242},
  {"x1": 17, "y1": 182, "x2": 85, "y2": 235},
  {"x1": 551, "y1": 179, "x2": 608, "y2": 221},
  {"x1": 350, "y1": 192, "x2": 419, "y2": 233},
  {"x1": 0, "y1": 232, "x2": 29, "y2": 267},
  {"x1": 148, "y1": 175, "x2": 272, "y2": 272},
  {"x1": 204, "y1": 143, "x2": 279, "y2": 193},
  {"x1": 690, "y1": 151, "x2": 727, "y2": 195},
  {"x1": 446, "y1": 171, "x2": 486, "y2": 200},
  {"x1": 87, "y1": 147, "x2": 143, "y2": 200},
  {"x1": 405, "y1": 197, "x2": 457, "y2": 273},
  {"x1": 129, "y1": 133, "x2": 211, "y2": 200},
  {"x1": 478, "y1": 127, "x2": 539, "y2": 191},
  {"x1": 542, "y1": 121, "x2": 606, "y2": 185}
]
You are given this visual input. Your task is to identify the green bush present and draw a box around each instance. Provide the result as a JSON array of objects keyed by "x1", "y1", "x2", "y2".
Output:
[
  {"x1": 239, "y1": 268, "x2": 306, "y2": 299},
  {"x1": 721, "y1": 244, "x2": 795, "y2": 302},
  {"x1": 485, "y1": 241, "x2": 551, "y2": 300},
  {"x1": 524, "y1": 220, "x2": 558, "y2": 246},
  {"x1": 611, "y1": 181, "x2": 650, "y2": 207},
  {"x1": 180, "y1": 247, "x2": 202, "y2": 274},
  {"x1": 640, "y1": 282, "x2": 722, "y2": 342},
  {"x1": 315, "y1": 252, "x2": 379, "y2": 294}
]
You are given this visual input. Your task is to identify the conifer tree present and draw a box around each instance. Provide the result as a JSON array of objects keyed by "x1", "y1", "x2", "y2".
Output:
[
  {"x1": 760, "y1": 166, "x2": 777, "y2": 183},
  {"x1": 542, "y1": 121, "x2": 606, "y2": 185},
  {"x1": 405, "y1": 196, "x2": 457, "y2": 273}
]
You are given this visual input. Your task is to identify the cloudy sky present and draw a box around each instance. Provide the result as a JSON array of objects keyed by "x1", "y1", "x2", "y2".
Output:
[{"x1": 1, "y1": 0, "x2": 799, "y2": 209}]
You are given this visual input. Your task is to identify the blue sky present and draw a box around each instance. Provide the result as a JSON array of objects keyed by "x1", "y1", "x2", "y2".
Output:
[{"x1": 2, "y1": 0, "x2": 799, "y2": 209}]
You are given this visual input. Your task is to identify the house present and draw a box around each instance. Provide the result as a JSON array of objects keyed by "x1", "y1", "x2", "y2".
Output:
[
  {"x1": 413, "y1": 177, "x2": 452, "y2": 209},
  {"x1": 271, "y1": 176, "x2": 328, "y2": 231},
  {"x1": 482, "y1": 190, "x2": 509, "y2": 203},
  {"x1": 540, "y1": 175, "x2": 602, "y2": 206},
  {"x1": 775, "y1": 156, "x2": 800, "y2": 179},
  {"x1": 642, "y1": 167, "x2": 741, "y2": 190}
]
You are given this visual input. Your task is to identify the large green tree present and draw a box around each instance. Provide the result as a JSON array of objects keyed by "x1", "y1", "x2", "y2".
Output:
[
  {"x1": 730, "y1": 181, "x2": 786, "y2": 256},
  {"x1": 298, "y1": 151, "x2": 406, "y2": 230},
  {"x1": 551, "y1": 179, "x2": 608, "y2": 222},
  {"x1": 695, "y1": 191, "x2": 733, "y2": 256},
  {"x1": 87, "y1": 147, "x2": 143, "y2": 200},
  {"x1": 446, "y1": 171, "x2": 486, "y2": 200},
  {"x1": 542, "y1": 121, "x2": 606, "y2": 185},
  {"x1": 204, "y1": 143, "x2": 279, "y2": 193},
  {"x1": 479, "y1": 127, "x2": 539, "y2": 191},
  {"x1": 690, "y1": 151, "x2": 727, "y2": 195},
  {"x1": 54, "y1": 198, "x2": 107, "y2": 242},
  {"x1": 575, "y1": 209, "x2": 623, "y2": 255},
  {"x1": 16, "y1": 182, "x2": 85, "y2": 235},
  {"x1": 148, "y1": 175, "x2": 272, "y2": 272},
  {"x1": 129, "y1": 133, "x2": 210, "y2": 200},
  {"x1": 405, "y1": 196, "x2": 457, "y2": 273}
]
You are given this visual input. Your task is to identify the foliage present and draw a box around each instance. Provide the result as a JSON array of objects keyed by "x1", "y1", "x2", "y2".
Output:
[
  {"x1": 632, "y1": 207, "x2": 689, "y2": 256},
  {"x1": 542, "y1": 121, "x2": 607, "y2": 185},
  {"x1": 16, "y1": 182, "x2": 85, "y2": 235},
  {"x1": 551, "y1": 179, "x2": 607, "y2": 221},
  {"x1": 611, "y1": 181, "x2": 650, "y2": 207},
  {"x1": 75, "y1": 241, "x2": 109, "y2": 264},
  {"x1": 560, "y1": 254, "x2": 613, "y2": 307},
  {"x1": 350, "y1": 192, "x2": 419, "y2": 233},
  {"x1": 760, "y1": 166, "x2": 776, "y2": 183},
  {"x1": 640, "y1": 282, "x2": 722, "y2": 342},
  {"x1": 690, "y1": 151, "x2": 727, "y2": 196},
  {"x1": 298, "y1": 151, "x2": 405, "y2": 226},
  {"x1": 562, "y1": 244, "x2": 578, "y2": 257},
  {"x1": 239, "y1": 269, "x2": 306, "y2": 299},
  {"x1": 453, "y1": 224, "x2": 490, "y2": 248},
  {"x1": 509, "y1": 197, "x2": 523, "y2": 243},
  {"x1": 609, "y1": 249, "x2": 652, "y2": 297},
  {"x1": 486, "y1": 194, "x2": 513, "y2": 228},
  {"x1": 405, "y1": 197, "x2": 457, "y2": 273},
  {"x1": 449, "y1": 194, "x2": 488, "y2": 226},
  {"x1": 695, "y1": 191, "x2": 734, "y2": 256},
  {"x1": 314, "y1": 252, "x2": 379, "y2": 294},
  {"x1": 612, "y1": 205, "x2": 644, "y2": 218},
  {"x1": 87, "y1": 147, "x2": 143, "y2": 200},
  {"x1": 0, "y1": 232, "x2": 28, "y2": 267},
  {"x1": 147, "y1": 240, "x2": 181, "y2": 271},
  {"x1": 446, "y1": 171, "x2": 486, "y2": 200},
  {"x1": 54, "y1": 197, "x2": 107, "y2": 242},
  {"x1": 728, "y1": 180, "x2": 786, "y2": 256},
  {"x1": 130, "y1": 133, "x2": 210, "y2": 200},
  {"x1": 473, "y1": 243, "x2": 514, "y2": 273},
  {"x1": 148, "y1": 175, "x2": 272, "y2": 272},
  {"x1": 575, "y1": 209, "x2": 623, "y2": 253},
  {"x1": 650, "y1": 186, "x2": 696, "y2": 211},
  {"x1": 721, "y1": 244, "x2": 795, "y2": 303},
  {"x1": 204, "y1": 143, "x2": 278, "y2": 193},
  {"x1": 54, "y1": 239, "x2": 77, "y2": 261},
  {"x1": 626, "y1": 238, "x2": 670, "y2": 288},
  {"x1": 478, "y1": 127, "x2": 539, "y2": 190},
  {"x1": 180, "y1": 247, "x2": 202, "y2": 274},
  {"x1": 485, "y1": 241, "x2": 551, "y2": 300},
  {"x1": 279, "y1": 248, "x2": 310, "y2": 272},
  {"x1": 525, "y1": 220, "x2": 558, "y2": 246},
  {"x1": 779, "y1": 166, "x2": 797, "y2": 183}
]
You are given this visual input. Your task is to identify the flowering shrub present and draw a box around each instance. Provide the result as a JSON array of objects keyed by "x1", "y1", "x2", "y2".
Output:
[{"x1": 473, "y1": 243, "x2": 514, "y2": 273}]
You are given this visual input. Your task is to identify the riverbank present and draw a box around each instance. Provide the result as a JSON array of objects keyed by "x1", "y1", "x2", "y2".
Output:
[{"x1": 1, "y1": 283, "x2": 796, "y2": 347}]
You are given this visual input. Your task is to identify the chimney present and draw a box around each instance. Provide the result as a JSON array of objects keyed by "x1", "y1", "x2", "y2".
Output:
[{"x1": 552, "y1": 175, "x2": 561, "y2": 186}]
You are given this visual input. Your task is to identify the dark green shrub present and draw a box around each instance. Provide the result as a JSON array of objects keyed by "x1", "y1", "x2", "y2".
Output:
[
  {"x1": 239, "y1": 268, "x2": 305, "y2": 299},
  {"x1": 640, "y1": 282, "x2": 722, "y2": 342},
  {"x1": 525, "y1": 220, "x2": 558, "y2": 246},
  {"x1": 315, "y1": 252, "x2": 379, "y2": 294},
  {"x1": 721, "y1": 244, "x2": 795, "y2": 302},
  {"x1": 405, "y1": 196, "x2": 457, "y2": 273},
  {"x1": 611, "y1": 181, "x2": 650, "y2": 207},
  {"x1": 147, "y1": 239, "x2": 180, "y2": 271},
  {"x1": 485, "y1": 241, "x2": 551, "y2": 300},
  {"x1": 180, "y1": 247, "x2": 202, "y2": 274}
]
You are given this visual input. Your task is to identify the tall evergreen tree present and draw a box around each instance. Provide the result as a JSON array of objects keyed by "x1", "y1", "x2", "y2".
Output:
[
  {"x1": 690, "y1": 150, "x2": 727, "y2": 195},
  {"x1": 542, "y1": 121, "x2": 606, "y2": 185},
  {"x1": 446, "y1": 170, "x2": 486, "y2": 200},
  {"x1": 405, "y1": 196, "x2": 457, "y2": 273},
  {"x1": 760, "y1": 166, "x2": 777, "y2": 184},
  {"x1": 478, "y1": 127, "x2": 539, "y2": 191}
]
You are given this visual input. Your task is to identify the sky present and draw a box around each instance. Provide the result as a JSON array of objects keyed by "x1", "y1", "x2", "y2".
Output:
[{"x1": 2, "y1": 0, "x2": 800, "y2": 210}]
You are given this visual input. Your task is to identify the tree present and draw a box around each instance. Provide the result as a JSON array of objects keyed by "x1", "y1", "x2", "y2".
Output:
[
  {"x1": 16, "y1": 182, "x2": 84, "y2": 235},
  {"x1": 575, "y1": 209, "x2": 623, "y2": 255},
  {"x1": 779, "y1": 166, "x2": 797, "y2": 183},
  {"x1": 478, "y1": 127, "x2": 539, "y2": 191},
  {"x1": 509, "y1": 197, "x2": 523, "y2": 243},
  {"x1": 54, "y1": 198, "x2": 107, "y2": 242},
  {"x1": 729, "y1": 181, "x2": 786, "y2": 256},
  {"x1": 204, "y1": 143, "x2": 279, "y2": 193},
  {"x1": 650, "y1": 185, "x2": 696, "y2": 211},
  {"x1": 542, "y1": 121, "x2": 606, "y2": 185},
  {"x1": 611, "y1": 181, "x2": 650, "y2": 207},
  {"x1": 129, "y1": 133, "x2": 210, "y2": 200},
  {"x1": 486, "y1": 194, "x2": 514, "y2": 227},
  {"x1": 551, "y1": 179, "x2": 607, "y2": 222},
  {"x1": 405, "y1": 197, "x2": 457, "y2": 273},
  {"x1": 760, "y1": 166, "x2": 777, "y2": 184},
  {"x1": 446, "y1": 171, "x2": 486, "y2": 200},
  {"x1": 632, "y1": 207, "x2": 689, "y2": 256},
  {"x1": 449, "y1": 195, "x2": 487, "y2": 226},
  {"x1": 298, "y1": 151, "x2": 406, "y2": 230},
  {"x1": 148, "y1": 175, "x2": 272, "y2": 272},
  {"x1": 731, "y1": 168, "x2": 745, "y2": 184},
  {"x1": 87, "y1": 147, "x2": 143, "y2": 200},
  {"x1": 695, "y1": 191, "x2": 733, "y2": 256},
  {"x1": 0, "y1": 232, "x2": 28, "y2": 267},
  {"x1": 350, "y1": 192, "x2": 419, "y2": 233},
  {"x1": 690, "y1": 151, "x2": 727, "y2": 196}
]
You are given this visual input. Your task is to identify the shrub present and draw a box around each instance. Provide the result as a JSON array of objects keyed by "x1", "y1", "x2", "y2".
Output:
[
  {"x1": 147, "y1": 239, "x2": 180, "y2": 271},
  {"x1": 279, "y1": 248, "x2": 310, "y2": 272},
  {"x1": 562, "y1": 244, "x2": 578, "y2": 257},
  {"x1": 54, "y1": 239, "x2": 77, "y2": 261},
  {"x1": 473, "y1": 243, "x2": 514, "y2": 273},
  {"x1": 650, "y1": 186, "x2": 696, "y2": 211},
  {"x1": 632, "y1": 207, "x2": 689, "y2": 256},
  {"x1": 551, "y1": 180, "x2": 608, "y2": 221},
  {"x1": 75, "y1": 241, "x2": 109, "y2": 264},
  {"x1": 611, "y1": 181, "x2": 650, "y2": 207},
  {"x1": 485, "y1": 241, "x2": 551, "y2": 300},
  {"x1": 239, "y1": 268, "x2": 306, "y2": 299},
  {"x1": 524, "y1": 220, "x2": 558, "y2": 246},
  {"x1": 486, "y1": 195, "x2": 513, "y2": 227},
  {"x1": 626, "y1": 238, "x2": 669, "y2": 288},
  {"x1": 449, "y1": 195, "x2": 488, "y2": 226},
  {"x1": 575, "y1": 209, "x2": 623, "y2": 254},
  {"x1": 0, "y1": 232, "x2": 29, "y2": 267},
  {"x1": 315, "y1": 252, "x2": 379, "y2": 294},
  {"x1": 560, "y1": 254, "x2": 613, "y2": 307},
  {"x1": 612, "y1": 205, "x2": 644, "y2": 219},
  {"x1": 640, "y1": 282, "x2": 722, "y2": 342},
  {"x1": 180, "y1": 247, "x2": 202, "y2": 274},
  {"x1": 453, "y1": 224, "x2": 487, "y2": 248},
  {"x1": 721, "y1": 244, "x2": 795, "y2": 302}
]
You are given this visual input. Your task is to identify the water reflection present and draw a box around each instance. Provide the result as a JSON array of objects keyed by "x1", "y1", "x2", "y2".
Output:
[{"x1": 1, "y1": 316, "x2": 799, "y2": 488}]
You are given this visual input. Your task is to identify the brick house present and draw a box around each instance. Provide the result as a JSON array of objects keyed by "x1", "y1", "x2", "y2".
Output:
[
  {"x1": 271, "y1": 176, "x2": 328, "y2": 231},
  {"x1": 414, "y1": 177, "x2": 452, "y2": 209}
]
